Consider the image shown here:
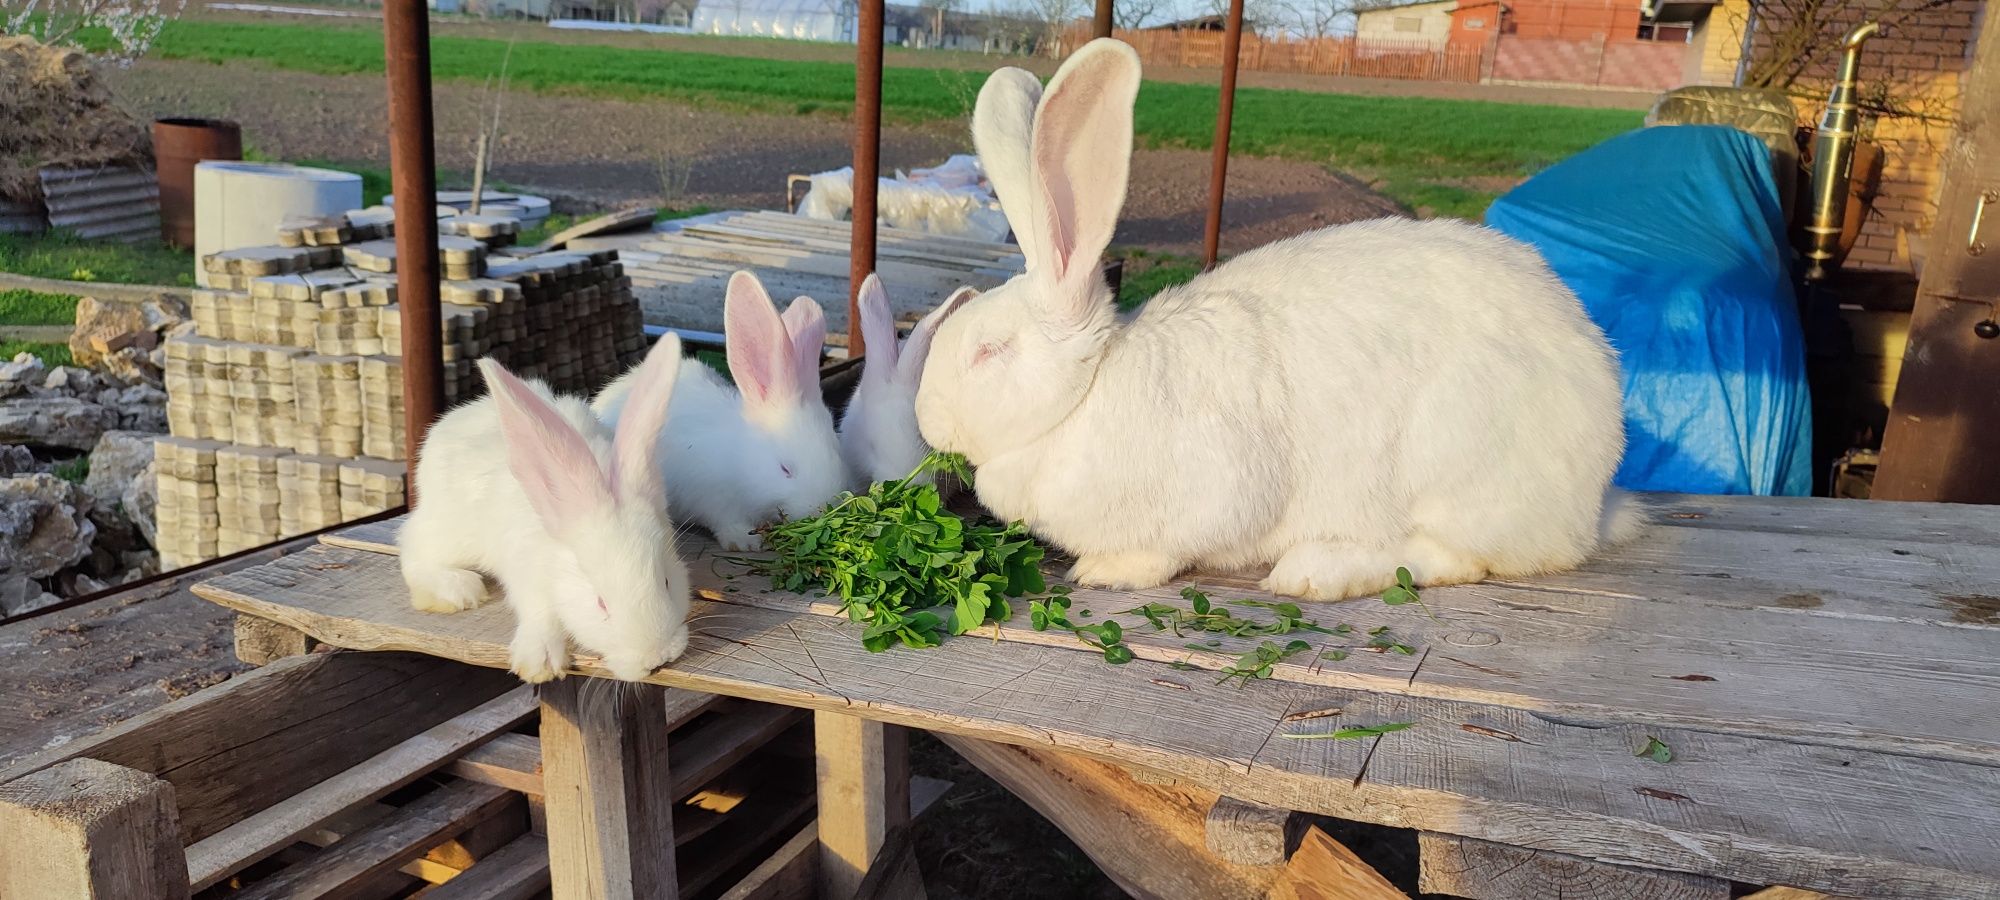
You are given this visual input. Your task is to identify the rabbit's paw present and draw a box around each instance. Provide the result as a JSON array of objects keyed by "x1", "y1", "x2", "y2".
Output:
[
  {"x1": 509, "y1": 627, "x2": 571, "y2": 684},
  {"x1": 409, "y1": 566, "x2": 489, "y2": 613},
  {"x1": 1261, "y1": 542, "x2": 1398, "y2": 601},
  {"x1": 1067, "y1": 551, "x2": 1182, "y2": 590},
  {"x1": 714, "y1": 529, "x2": 763, "y2": 552}
]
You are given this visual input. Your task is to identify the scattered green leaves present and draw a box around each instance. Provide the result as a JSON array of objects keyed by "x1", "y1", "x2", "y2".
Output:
[
  {"x1": 1366, "y1": 627, "x2": 1416, "y2": 656},
  {"x1": 1380, "y1": 566, "x2": 1440, "y2": 620},
  {"x1": 1128, "y1": 588, "x2": 1336, "y2": 639},
  {"x1": 1637, "y1": 736, "x2": 1674, "y2": 764},
  {"x1": 1217, "y1": 639, "x2": 1315, "y2": 687},
  {"x1": 1281, "y1": 722, "x2": 1415, "y2": 740},
  {"x1": 1321, "y1": 650, "x2": 1349, "y2": 662},
  {"x1": 753, "y1": 452, "x2": 1042, "y2": 653}
]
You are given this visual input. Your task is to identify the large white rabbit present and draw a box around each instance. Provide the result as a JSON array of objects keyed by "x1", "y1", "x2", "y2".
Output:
[
  {"x1": 594, "y1": 271, "x2": 848, "y2": 551},
  {"x1": 399, "y1": 334, "x2": 691, "y2": 683},
  {"x1": 837, "y1": 273, "x2": 975, "y2": 489},
  {"x1": 915, "y1": 39, "x2": 1642, "y2": 601}
]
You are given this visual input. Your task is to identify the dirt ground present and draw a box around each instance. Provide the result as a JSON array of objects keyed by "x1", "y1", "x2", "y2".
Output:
[{"x1": 108, "y1": 58, "x2": 1407, "y2": 257}]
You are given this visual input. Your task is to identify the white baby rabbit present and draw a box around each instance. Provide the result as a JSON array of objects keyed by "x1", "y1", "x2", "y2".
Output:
[
  {"x1": 594, "y1": 271, "x2": 848, "y2": 551},
  {"x1": 914, "y1": 39, "x2": 1642, "y2": 601},
  {"x1": 399, "y1": 334, "x2": 691, "y2": 683},
  {"x1": 837, "y1": 273, "x2": 975, "y2": 490}
]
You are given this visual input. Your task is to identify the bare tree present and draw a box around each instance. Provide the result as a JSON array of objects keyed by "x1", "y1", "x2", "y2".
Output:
[
  {"x1": 1113, "y1": 0, "x2": 1166, "y2": 29},
  {"x1": 1015, "y1": 0, "x2": 1085, "y2": 54},
  {"x1": 1736, "y1": 0, "x2": 1963, "y2": 131},
  {"x1": 919, "y1": 0, "x2": 963, "y2": 46},
  {"x1": 1277, "y1": 0, "x2": 1351, "y2": 38},
  {"x1": 5, "y1": 0, "x2": 186, "y2": 65}
]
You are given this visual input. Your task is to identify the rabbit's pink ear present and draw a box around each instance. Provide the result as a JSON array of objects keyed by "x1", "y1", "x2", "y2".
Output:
[
  {"x1": 780, "y1": 296, "x2": 826, "y2": 398},
  {"x1": 856, "y1": 274, "x2": 898, "y2": 384},
  {"x1": 899, "y1": 286, "x2": 976, "y2": 385},
  {"x1": 973, "y1": 67, "x2": 1046, "y2": 270},
  {"x1": 1028, "y1": 39, "x2": 1139, "y2": 329},
  {"x1": 480, "y1": 358, "x2": 612, "y2": 535},
  {"x1": 607, "y1": 333, "x2": 682, "y2": 500},
  {"x1": 724, "y1": 271, "x2": 801, "y2": 413}
]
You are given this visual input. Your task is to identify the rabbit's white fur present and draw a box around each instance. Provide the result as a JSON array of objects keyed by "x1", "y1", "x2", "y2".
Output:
[
  {"x1": 595, "y1": 271, "x2": 847, "y2": 550},
  {"x1": 400, "y1": 335, "x2": 691, "y2": 683},
  {"x1": 915, "y1": 39, "x2": 1641, "y2": 600},
  {"x1": 838, "y1": 274, "x2": 974, "y2": 489}
]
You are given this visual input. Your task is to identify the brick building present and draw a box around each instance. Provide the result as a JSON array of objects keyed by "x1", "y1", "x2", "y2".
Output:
[{"x1": 1687, "y1": 0, "x2": 1984, "y2": 273}]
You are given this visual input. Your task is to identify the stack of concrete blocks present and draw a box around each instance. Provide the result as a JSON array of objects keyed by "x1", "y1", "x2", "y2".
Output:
[
  {"x1": 154, "y1": 205, "x2": 647, "y2": 568},
  {"x1": 153, "y1": 437, "x2": 224, "y2": 568}
]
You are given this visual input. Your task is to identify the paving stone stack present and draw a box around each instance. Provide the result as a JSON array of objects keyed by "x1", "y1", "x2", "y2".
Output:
[{"x1": 155, "y1": 206, "x2": 646, "y2": 568}]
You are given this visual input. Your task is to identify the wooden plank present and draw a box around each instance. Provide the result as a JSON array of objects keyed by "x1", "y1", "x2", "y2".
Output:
[
  {"x1": 1269, "y1": 825, "x2": 1408, "y2": 900},
  {"x1": 0, "y1": 533, "x2": 321, "y2": 768},
  {"x1": 939, "y1": 735, "x2": 1283, "y2": 900},
  {"x1": 446, "y1": 733, "x2": 542, "y2": 795},
  {"x1": 814, "y1": 713, "x2": 911, "y2": 900},
  {"x1": 424, "y1": 833, "x2": 551, "y2": 900},
  {"x1": 1205, "y1": 796, "x2": 1298, "y2": 867},
  {"x1": 675, "y1": 705, "x2": 807, "y2": 801},
  {"x1": 0, "y1": 758, "x2": 190, "y2": 900},
  {"x1": 539, "y1": 678, "x2": 678, "y2": 900},
  {"x1": 192, "y1": 545, "x2": 2000, "y2": 899},
  {"x1": 234, "y1": 780, "x2": 515, "y2": 900},
  {"x1": 715, "y1": 824, "x2": 816, "y2": 900},
  {"x1": 441, "y1": 703, "x2": 804, "y2": 802},
  {"x1": 1743, "y1": 889, "x2": 1851, "y2": 900},
  {"x1": 326, "y1": 513, "x2": 2000, "y2": 767},
  {"x1": 234, "y1": 613, "x2": 319, "y2": 664},
  {"x1": 678, "y1": 773, "x2": 818, "y2": 899},
  {"x1": 1644, "y1": 493, "x2": 2000, "y2": 546},
  {"x1": 184, "y1": 686, "x2": 536, "y2": 891},
  {"x1": 0, "y1": 650, "x2": 519, "y2": 846},
  {"x1": 1418, "y1": 831, "x2": 1730, "y2": 900},
  {"x1": 696, "y1": 547, "x2": 2000, "y2": 769}
]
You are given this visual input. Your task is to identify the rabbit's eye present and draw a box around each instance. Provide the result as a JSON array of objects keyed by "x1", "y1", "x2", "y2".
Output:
[
  {"x1": 780, "y1": 463, "x2": 794, "y2": 478},
  {"x1": 595, "y1": 597, "x2": 609, "y2": 615},
  {"x1": 972, "y1": 340, "x2": 1008, "y2": 367}
]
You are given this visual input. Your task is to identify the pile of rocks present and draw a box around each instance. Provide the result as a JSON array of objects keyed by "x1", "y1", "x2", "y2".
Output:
[{"x1": 0, "y1": 291, "x2": 196, "y2": 616}]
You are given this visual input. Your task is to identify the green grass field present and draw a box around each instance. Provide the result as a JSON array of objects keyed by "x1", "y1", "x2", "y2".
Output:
[
  {"x1": 0, "y1": 339, "x2": 73, "y2": 366},
  {"x1": 101, "y1": 19, "x2": 1642, "y2": 217},
  {"x1": 0, "y1": 289, "x2": 83, "y2": 327},
  {"x1": 0, "y1": 232, "x2": 195, "y2": 286}
]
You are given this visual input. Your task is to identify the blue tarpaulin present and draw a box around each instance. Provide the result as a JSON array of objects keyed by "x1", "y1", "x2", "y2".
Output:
[{"x1": 1486, "y1": 124, "x2": 1813, "y2": 496}]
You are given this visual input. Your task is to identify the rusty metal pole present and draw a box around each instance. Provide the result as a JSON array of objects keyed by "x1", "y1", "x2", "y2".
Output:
[
  {"x1": 1202, "y1": 0, "x2": 1246, "y2": 270},
  {"x1": 1094, "y1": 0, "x2": 1114, "y2": 38},
  {"x1": 849, "y1": 0, "x2": 885, "y2": 358},
  {"x1": 383, "y1": 0, "x2": 444, "y2": 500}
]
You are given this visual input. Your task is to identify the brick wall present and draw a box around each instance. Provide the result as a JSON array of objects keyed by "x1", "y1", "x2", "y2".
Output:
[
  {"x1": 1490, "y1": 35, "x2": 1685, "y2": 90},
  {"x1": 1693, "y1": 0, "x2": 1983, "y2": 272}
]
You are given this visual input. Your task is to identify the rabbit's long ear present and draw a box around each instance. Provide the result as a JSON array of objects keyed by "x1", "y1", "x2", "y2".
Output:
[
  {"x1": 724, "y1": 271, "x2": 802, "y2": 415},
  {"x1": 899, "y1": 286, "x2": 977, "y2": 386},
  {"x1": 607, "y1": 333, "x2": 683, "y2": 501},
  {"x1": 780, "y1": 296, "x2": 827, "y2": 399},
  {"x1": 1028, "y1": 39, "x2": 1140, "y2": 331},
  {"x1": 855, "y1": 274, "x2": 898, "y2": 384},
  {"x1": 973, "y1": 67, "x2": 1046, "y2": 270},
  {"x1": 481, "y1": 358, "x2": 613, "y2": 536}
]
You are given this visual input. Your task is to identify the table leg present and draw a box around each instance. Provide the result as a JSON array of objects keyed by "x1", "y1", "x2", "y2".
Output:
[
  {"x1": 540, "y1": 679, "x2": 678, "y2": 900},
  {"x1": 813, "y1": 712, "x2": 912, "y2": 900}
]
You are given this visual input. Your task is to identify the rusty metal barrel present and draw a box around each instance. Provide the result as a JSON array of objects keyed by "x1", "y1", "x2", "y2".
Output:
[{"x1": 152, "y1": 118, "x2": 243, "y2": 249}]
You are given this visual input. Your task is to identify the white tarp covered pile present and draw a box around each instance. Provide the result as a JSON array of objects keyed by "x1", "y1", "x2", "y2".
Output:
[
  {"x1": 795, "y1": 155, "x2": 1010, "y2": 242},
  {"x1": 692, "y1": 0, "x2": 856, "y2": 42}
]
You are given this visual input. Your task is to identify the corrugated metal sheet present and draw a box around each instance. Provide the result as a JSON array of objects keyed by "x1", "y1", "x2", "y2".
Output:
[
  {"x1": 38, "y1": 166, "x2": 161, "y2": 243},
  {"x1": 0, "y1": 199, "x2": 41, "y2": 234}
]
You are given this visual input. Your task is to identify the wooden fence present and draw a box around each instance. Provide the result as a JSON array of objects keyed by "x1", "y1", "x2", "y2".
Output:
[{"x1": 1063, "y1": 26, "x2": 1486, "y2": 83}]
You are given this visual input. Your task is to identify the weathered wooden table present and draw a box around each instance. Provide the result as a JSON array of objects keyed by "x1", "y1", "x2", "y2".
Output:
[{"x1": 193, "y1": 494, "x2": 2000, "y2": 900}]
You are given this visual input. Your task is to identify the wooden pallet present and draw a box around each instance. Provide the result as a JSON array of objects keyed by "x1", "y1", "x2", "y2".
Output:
[
  {"x1": 628, "y1": 210, "x2": 1026, "y2": 337},
  {"x1": 0, "y1": 634, "x2": 946, "y2": 900}
]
